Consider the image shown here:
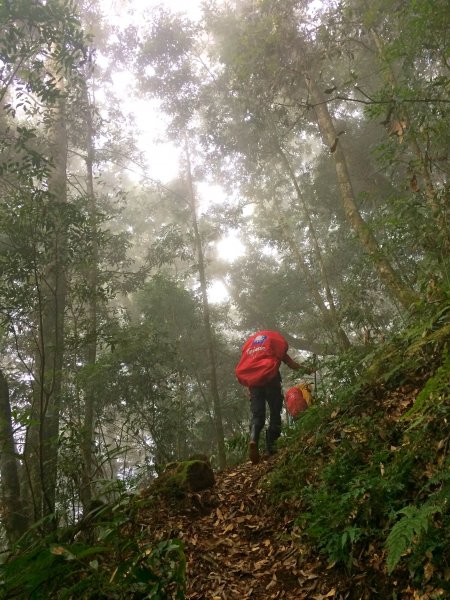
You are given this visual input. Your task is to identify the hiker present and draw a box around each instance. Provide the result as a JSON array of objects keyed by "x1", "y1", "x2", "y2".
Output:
[{"x1": 235, "y1": 330, "x2": 306, "y2": 464}]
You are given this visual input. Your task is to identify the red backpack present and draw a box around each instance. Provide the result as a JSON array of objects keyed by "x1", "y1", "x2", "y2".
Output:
[
  {"x1": 235, "y1": 330, "x2": 288, "y2": 387},
  {"x1": 285, "y1": 383, "x2": 313, "y2": 419}
]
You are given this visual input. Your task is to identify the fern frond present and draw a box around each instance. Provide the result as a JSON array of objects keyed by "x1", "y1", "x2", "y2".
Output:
[{"x1": 386, "y1": 504, "x2": 441, "y2": 574}]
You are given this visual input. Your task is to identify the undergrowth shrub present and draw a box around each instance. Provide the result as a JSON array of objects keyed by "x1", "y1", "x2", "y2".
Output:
[
  {"x1": 384, "y1": 354, "x2": 450, "y2": 581},
  {"x1": 268, "y1": 298, "x2": 450, "y2": 593},
  {"x1": 225, "y1": 431, "x2": 249, "y2": 466},
  {"x1": 386, "y1": 503, "x2": 443, "y2": 575},
  {"x1": 0, "y1": 494, "x2": 186, "y2": 599}
]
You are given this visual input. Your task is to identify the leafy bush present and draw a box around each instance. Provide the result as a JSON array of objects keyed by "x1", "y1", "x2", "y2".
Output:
[
  {"x1": 0, "y1": 495, "x2": 186, "y2": 599},
  {"x1": 225, "y1": 431, "x2": 250, "y2": 466}
]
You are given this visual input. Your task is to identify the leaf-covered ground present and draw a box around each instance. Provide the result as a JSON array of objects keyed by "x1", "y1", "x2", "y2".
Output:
[
  {"x1": 139, "y1": 454, "x2": 341, "y2": 599},
  {"x1": 138, "y1": 378, "x2": 448, "y2": 600}
]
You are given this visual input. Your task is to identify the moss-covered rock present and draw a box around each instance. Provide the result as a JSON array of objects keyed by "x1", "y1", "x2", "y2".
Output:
[{"x1": 142, "y1": 459, "x2": 215, "y2": 501}]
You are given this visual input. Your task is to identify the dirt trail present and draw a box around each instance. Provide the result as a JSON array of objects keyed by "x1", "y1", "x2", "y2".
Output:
[{"x1": 141, "y1": 455, "x2": 332, "y2": 599}]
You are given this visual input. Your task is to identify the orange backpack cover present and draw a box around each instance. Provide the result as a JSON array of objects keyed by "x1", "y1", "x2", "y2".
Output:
[{"x1": 285, "y1": 383, "x2": 313, "y2": 418}]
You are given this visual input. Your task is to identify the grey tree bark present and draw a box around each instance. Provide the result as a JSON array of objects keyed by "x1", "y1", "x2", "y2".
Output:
[
  {"x1": 0, "y1": 369, "x2": 28, "y2": 543},
  {"x1": 185, "y1": 139, "x2": 227, "y2": 469},
  {"x1": 80, "y1": 76, "x2": 98, "y2": 512},
  {"x1": 24, "y1": 61, "x2": 68, "y2": 524},
  {"x1": 304, "y1": 69, "x2": 418, "y2": 310}
]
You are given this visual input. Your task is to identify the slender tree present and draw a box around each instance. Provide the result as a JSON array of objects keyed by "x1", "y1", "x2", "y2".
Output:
[
  {"x1": 0, "y1": 369, "x2": 28, "y2": 543},
  {"x1": 204, "y1": 0, "x2": 419, "y2": 310},
  {"x1": 25, "y1": 52, "x2": 68, "y2": 522},
  {"x1": 185, "y1": 140, "x2": 227, "y2": 469},
  {"x1": 79, "y1": 70, "x2": 99, "y2": 510},
  {"x1": 303, "y1": 66, "x2": 418, "y2": 309}
]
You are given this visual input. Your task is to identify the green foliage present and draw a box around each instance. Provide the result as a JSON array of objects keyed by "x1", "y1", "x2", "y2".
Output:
[
  {"x1": 386, "y1": 504, "x2": 442, "y2": 574},
  {"x1": 268, "y1": 297, "x2": 450, "y2": 593},
  {"x1": 137, "y1": 9, "x2": 200, "y2": 131},
  {"x1": 404, "y1": 349, "x2": 450, "y2": 419},
  {"x1": 225, "y1": 431, "x2": 249, "y2": 466},
  {"x1": 0, "y1": 0, "x2": 87, "y2": 101},
  {"x1": 0, "y1": 495, "x2": 186, "y2": 599},
  {"x1": 1, "y1": 1, "x2": 449, "y2": 597}
]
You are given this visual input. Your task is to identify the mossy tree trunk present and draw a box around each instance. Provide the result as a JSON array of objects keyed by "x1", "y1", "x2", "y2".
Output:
[{"x1": 304, "y1": 69, "x2": 418, "y2": 311}]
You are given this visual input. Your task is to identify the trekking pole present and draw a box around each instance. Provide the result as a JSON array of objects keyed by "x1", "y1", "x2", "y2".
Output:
[{"x1": 313, "y1": 353, "x2": 317, "y2": 391}]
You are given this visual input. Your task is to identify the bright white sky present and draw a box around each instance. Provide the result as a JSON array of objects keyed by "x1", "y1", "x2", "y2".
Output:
[
  {"x1": 106, "y1": 1, "x2": 199, "y2": 181},
  {"x1": 104, "y1": 0, "x2": 245, "y2": 302},
  {"x1": 107, "y1": 0, "x2": 210, "y2": 183}
]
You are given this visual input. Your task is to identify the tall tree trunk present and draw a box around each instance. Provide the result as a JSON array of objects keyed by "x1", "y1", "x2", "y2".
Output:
[
  {"x1": 0, "y1": 369, "x2": 29, "y2": 543},
  {"x1": 80, "y1": 76, "x2": 98, "y2": 511},
  {"x1": 275, "y1": 142, "x2": 351, "y2": 350},
  {"x1": 267, "y1": 199, "x2": 351, "y2": 351},
  {"x1": 304, "y1": 70, "x2": 418, "y2": 310},
  {"x1": 25, "y1": 62, "x2": 68, "y2": 524},
  {"x1": 185, "y1": 139, "x2": 227, "y2": 469}
]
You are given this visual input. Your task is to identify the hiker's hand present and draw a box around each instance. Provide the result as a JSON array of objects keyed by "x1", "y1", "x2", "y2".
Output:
[{"x1": 294, "y1": 362, "x2": 315, "y2": 374}]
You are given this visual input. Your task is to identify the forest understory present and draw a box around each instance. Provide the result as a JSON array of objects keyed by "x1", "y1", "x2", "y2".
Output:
[
  {"x1": 1, "y1": 303, "x2": 449, "y2": 599},
  {"x1": 142, "y1": 455, "x2": 342, "y2": 600},
  {"x1": 136, "y1": 320, "x2": 450, "y2": 600}
]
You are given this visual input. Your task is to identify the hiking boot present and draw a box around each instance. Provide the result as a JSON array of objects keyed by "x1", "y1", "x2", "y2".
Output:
[
  {"x1": 266, "y1": 429, "x2": 279, "y2": 456},
  {"x1": 248, "y1": 440, "x2": 260, "y2": 464}
]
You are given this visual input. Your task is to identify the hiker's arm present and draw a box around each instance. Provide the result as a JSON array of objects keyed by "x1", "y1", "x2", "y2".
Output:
[
  {"x1": 283, "y1": 354, "x2": 315, "y2": 374},
  {"x1": 282, "y1": 353, "x2": 302, "y2": 370}
]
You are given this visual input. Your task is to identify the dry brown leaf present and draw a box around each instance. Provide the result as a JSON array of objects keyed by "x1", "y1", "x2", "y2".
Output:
[
  {"x1": 424, "y1": 561, "x2": 435, "y2": 582},
  {"x1": 312, "y1": 590, "x2": 337, "y2": 600},
  {"x1": 266, "y1": 576, "x2": 278, "y2": 590},
  {"x1": 388, "y1": 120, "x2": 407, "y2": 142},
  {"x1": 299, "y1": 569, "x2": 319, "y2": 579}
]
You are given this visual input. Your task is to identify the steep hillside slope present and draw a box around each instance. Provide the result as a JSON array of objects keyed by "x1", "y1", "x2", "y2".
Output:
[
  {"x1": 267, "y1": 300, "x2": 450, "y2": 599},
  {"x1": 1, "y1": 301, "x2": 448, "y2": 600},
  {"x1": 135, "y1": 298, "x2": 449, "y2": 599}
]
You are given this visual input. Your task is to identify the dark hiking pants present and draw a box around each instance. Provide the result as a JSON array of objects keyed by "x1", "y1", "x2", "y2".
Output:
[{"x1": 249, "y1": 373, "x2": 283, "y2": 453}]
